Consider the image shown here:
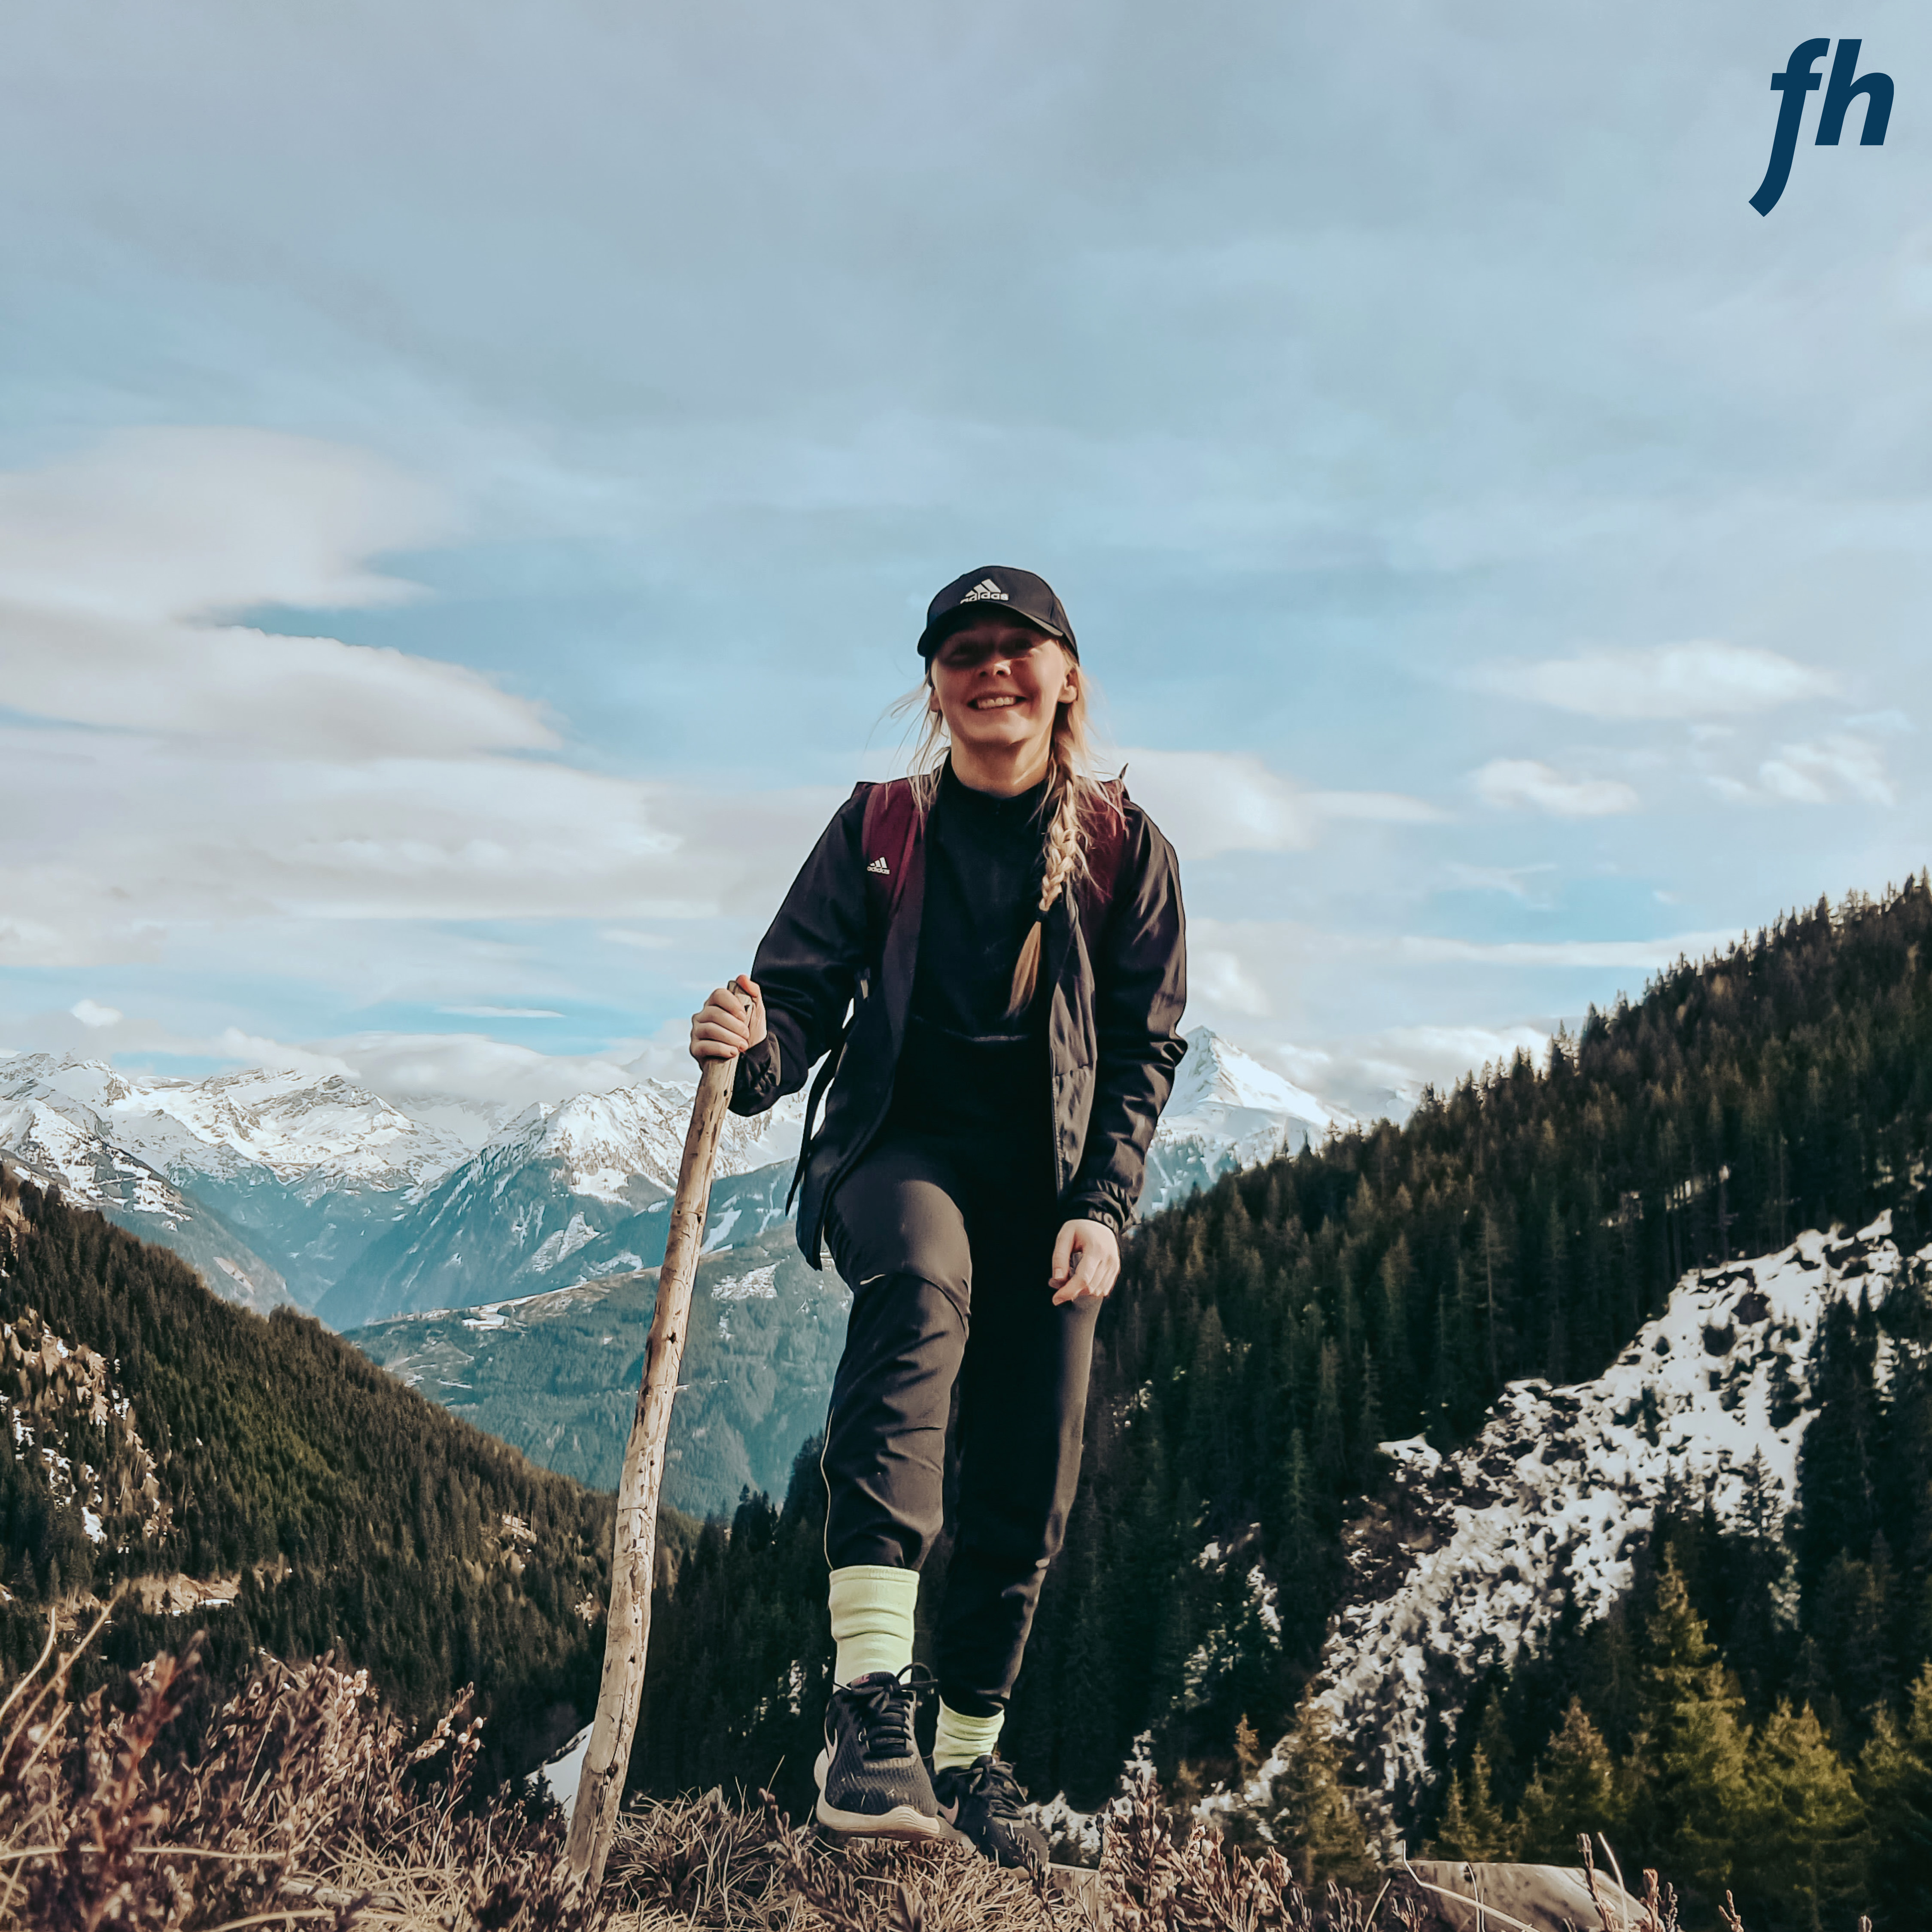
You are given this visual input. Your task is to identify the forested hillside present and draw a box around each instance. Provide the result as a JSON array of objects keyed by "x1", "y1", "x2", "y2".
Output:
[
  {"x1": 349, "y1": 1224, "x2": 851, "y2": 1515},
  {"x1": 0, "y1": 1171, "x2": 684, "y2": 1783},
  {"x1": 629, "y1": 879, "x2": 1932, "y2": 1926}
]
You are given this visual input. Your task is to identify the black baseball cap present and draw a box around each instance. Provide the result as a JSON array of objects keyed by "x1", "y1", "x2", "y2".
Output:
[{"x1": 917, "y1": 566, "x2": 1077, "y2": 659}]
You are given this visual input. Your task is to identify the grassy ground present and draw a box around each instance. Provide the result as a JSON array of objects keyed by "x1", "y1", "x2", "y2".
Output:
[{"x1": 0, "y1": 1616, "x2": 1800, "y2": 1932}]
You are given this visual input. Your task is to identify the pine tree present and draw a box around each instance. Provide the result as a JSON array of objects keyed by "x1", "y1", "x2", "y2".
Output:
[
  {"x1": 1741, "y1": 1701, "x2": 1868, "y2": 1932},
  {"x1": 1427, "y1": 1747, "x2": 1514, "y2": 1861},
  {"x1": 1513, "y1": 1698, "x2": 1621, "y2": 1862},
  {"x1": 1234, "y1": 1712, "x2": 1261, "y2": 1786},
  {"x1": 1268, "y1": 1688, "x2": 1374, "y2": 1886},
  {"x1": 1630, "y1": 1553, "x2": 1751, "y2": 1905},
  {"x1": 1859, "y1": 1662, "x2": 1932, "y2": 1931}
]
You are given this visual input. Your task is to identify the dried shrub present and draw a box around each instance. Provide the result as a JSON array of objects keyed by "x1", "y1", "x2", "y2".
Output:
[{"x1": 0, "y1": 1609, "x2": 583, "y2": 1932}]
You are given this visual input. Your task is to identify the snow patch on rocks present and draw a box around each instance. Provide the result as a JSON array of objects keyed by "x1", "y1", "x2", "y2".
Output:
[
  {"x1": 458, "y1": 1083, "x2": 805, "y2": 1211},
  {"x1": 1291, "y1": 1215, "x2": 1911, "y2": 1826},
  {"x1": 711, "y1": 1264, "x2": 779, "y2": 1301},
  {"x1": 1, "y1": 1306, "x2": 170, "y2": 1551},
  {"x1": 0, "y1": 1054, "x2": 470, "y2": 1191}
]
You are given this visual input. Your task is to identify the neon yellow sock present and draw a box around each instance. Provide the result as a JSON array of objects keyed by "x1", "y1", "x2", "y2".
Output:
[
  {"x1": 932, "y1": 1700, "x2": 1004, "y2": 1774},
  {"x1": 827, "y1": 1564, "x2": 919, "y2": 1684}
]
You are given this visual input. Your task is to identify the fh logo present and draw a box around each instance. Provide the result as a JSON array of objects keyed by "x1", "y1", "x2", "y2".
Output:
[{"x1": 1751, "y1": 39, "x2": 1893, "y2": 215}]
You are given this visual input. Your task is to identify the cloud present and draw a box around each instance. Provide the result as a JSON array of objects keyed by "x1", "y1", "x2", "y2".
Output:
[
  {"x1": 1443, "y1": 861, "x2": 1558, "y2": 904},
  {"x1": 1279, "y1": 1021, "x2": 1558, "y2": 1119},
  {"x1": 1192, "y1": 945, "x2": 1273, "y2": 1016},
  {"x1": 1472, "y1": 759, "x2": 1639, "y2": 817},
  {"x1": 1476, "y1": 643, "x2": 1837, "y2": 720},
  {"x1": 316, "y1": 1030, "x2": 650, "y2": 1110},
  {"x1": 211, "y1": 1029, "x2": 359, "y2": 1080},
  {"x1": 437, "y1": 1005, "x2": 565, "y2": 1020},
  {"x1": 1758, "y1": 736, "x2": 1896, "y2": 807},
  {"x1": 0, "y1": 433, "x2": 860, "y2": 971},
  {"x1": 0, "y1": 429, "x2": 551, "y2": 758},
  {"x1": 199, "y1": 1027, "x2": 655, "y2": 1111},
  {"x1": 70, "y1": 999, "x2": 122, "y2": 1028},
  {"x1": 1399, "y1": 931, "x2": 1738, "y2": 969},
  {"x1": 0, "y1": 427, "x2": 449, "y2": 620},
  {"x1": 1121, "y1": 749, "x2": 1440, "y2": 859},
  {"x1": 0, "y1": 724, "x2": 842, "y2": 966}
]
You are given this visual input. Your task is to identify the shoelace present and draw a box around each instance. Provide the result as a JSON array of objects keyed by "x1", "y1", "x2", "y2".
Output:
[
  {"x1": 844, "y1": 1664, "x2": 934, "y2": 1763},
  {"x1": 952, "y1": 1753, "x2": 1028, "y2": 1817}
]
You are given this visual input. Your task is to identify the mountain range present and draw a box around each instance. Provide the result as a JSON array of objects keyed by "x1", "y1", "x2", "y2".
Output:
[
  {"x1": 0, "y1": 1056, "x2": 480, "y2": 1309},
  {"x1": 0, "y1": 1028, "x2": 1334, "y2": 1332}
]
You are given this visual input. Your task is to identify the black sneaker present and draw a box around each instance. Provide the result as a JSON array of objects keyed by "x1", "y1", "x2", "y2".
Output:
[
  {"x1": 931, "y1": 1753, "x2": 1050, "y2": 1871},
  {"x1": 814, "y1": 1668, "x2": 948, "y2": 1841}
]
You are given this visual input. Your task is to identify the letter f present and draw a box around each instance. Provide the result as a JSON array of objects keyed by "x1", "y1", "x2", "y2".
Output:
[{"x1": 1751, "y1": 37, "x2": 1831, "y2": 215}]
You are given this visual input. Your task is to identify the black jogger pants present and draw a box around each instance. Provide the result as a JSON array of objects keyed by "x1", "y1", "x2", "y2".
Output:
[{"x1": 821, "y1": 1130, "x2": 1102, "y2": 1719}]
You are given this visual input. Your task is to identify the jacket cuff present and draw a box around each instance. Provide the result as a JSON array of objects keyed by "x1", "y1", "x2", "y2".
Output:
[
  {"x1": 730, "y1": 1034, "x2": 781, "y2": 1115},
  {"x1": 1060, "y1": 1194, "x2": 1126, "y2": 1235}
]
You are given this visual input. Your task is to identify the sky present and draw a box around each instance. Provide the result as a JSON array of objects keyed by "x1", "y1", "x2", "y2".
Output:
[{"x1": 2, "y1": 1, "x2": 1928, "y2": 1120}]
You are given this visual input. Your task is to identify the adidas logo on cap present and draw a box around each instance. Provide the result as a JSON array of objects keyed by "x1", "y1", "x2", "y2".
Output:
[{"x1": 959, "y1": 577, "x2": 1009, "y2": 603}]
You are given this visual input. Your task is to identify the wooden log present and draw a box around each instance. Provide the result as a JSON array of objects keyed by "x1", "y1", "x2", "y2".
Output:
[{"x1": 562, "y1": 1048, "x2": 738, "y2": 1894}]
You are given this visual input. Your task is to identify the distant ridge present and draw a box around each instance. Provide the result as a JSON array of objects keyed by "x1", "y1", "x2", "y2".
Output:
[
  {"x1": 2, "y1": 1028, "x2": 1343, "y2": 1329},
  {"x1": 315, "y1": 1081, "x2": 807, "y2": 1329},
  {"x1": 0, "y1": 1055, "x2": 477, "y2": 1307}
]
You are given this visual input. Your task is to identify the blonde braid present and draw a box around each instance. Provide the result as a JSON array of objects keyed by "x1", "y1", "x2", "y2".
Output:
[{"x1": 1005, "y1": 743, "x2": 1084, "y2": 1018}]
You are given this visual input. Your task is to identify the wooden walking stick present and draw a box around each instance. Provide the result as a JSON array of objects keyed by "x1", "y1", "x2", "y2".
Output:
[{"x1": 563, "y1": 1018, "x2": 741, "y2": 1894}]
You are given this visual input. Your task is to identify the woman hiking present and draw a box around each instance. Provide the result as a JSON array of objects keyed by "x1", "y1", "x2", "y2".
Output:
[{"x1": 689, "y1": 565, "x2": 1188, "y2": 1868}]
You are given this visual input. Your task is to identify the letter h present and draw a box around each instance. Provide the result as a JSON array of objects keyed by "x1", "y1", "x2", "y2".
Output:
[{"x1": 1816, "y1": 39, "x2": 1893, "y2": 145}]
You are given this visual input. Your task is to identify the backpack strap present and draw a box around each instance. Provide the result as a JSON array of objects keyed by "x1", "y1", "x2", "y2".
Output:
[
  {"x1": 787, "y1": 779, "x2": 921, "y2": 1212},
  {"x1": 1072, "y1": 778, "x2": 1132, "y2": 932},
  {"x1": 861, "y1": 777, "x2": 920, "y2": 945}
]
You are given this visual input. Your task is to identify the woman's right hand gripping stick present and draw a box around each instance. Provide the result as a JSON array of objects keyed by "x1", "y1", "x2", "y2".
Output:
[{"x1": 689, "y1": 974, "x2": 766, "y2": 1063}]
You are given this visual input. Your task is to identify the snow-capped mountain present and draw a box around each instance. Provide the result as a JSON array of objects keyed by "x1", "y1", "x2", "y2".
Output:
[
  {"x1": 0, "y1": 1107, "x2": 289, "y2": 1312},
  {"x1": 1233, "y1": 1213, "x2": 1914, "y2": 1839},
  {"x1": 3, "y1": 1029, "x2": 1333, "y2": 1326},
  {"x1": 0, "y1": 1055, "x2": 476, "y2": 1309},
  {"x1": 319, "y1": 1030, "x2": 1332, "y2": 1329},
  {"x1": 0, "y1": 1056, "x2": 471, "y2": 1189},
  {"x1": 315, "y1": 1081, "x2": 808, "y2": 1329},
  {"x1": 1142, "y1": 1030, "x2": 1348, "y2": 1212}
]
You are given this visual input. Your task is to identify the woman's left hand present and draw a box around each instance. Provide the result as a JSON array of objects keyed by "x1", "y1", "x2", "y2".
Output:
[{"x1": 1049, "y1": 1218, "x2": 1120, "y2": 1305}]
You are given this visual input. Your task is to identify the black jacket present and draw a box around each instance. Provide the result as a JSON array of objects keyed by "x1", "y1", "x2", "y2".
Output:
[{"x1": 731, "y1": 778, "x2": 1189, "y2": 1267}]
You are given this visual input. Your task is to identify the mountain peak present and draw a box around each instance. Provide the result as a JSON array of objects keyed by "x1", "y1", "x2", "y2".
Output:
[
  {"x1": 474, "y1": 1078, "x2": 803, "y2": 1203},
  {"x1": 1169, "y1": 1027, "x2": 1346, "y2": 1135}
]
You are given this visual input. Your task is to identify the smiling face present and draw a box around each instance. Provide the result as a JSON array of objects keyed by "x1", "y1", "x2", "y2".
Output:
[{"x1": 926, "y1": 614, "x2": 1078, "y2": 784}]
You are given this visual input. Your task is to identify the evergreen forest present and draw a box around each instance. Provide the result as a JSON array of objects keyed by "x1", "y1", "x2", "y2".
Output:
[
  {"x1": 632, "y1": 878, "x2": 1932, "y2": 1929},
  {"x1": 0, "y1": 1173, "x2": 694, "y2": 1783}
]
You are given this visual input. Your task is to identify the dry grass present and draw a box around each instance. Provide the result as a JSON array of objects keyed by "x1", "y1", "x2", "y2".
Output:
[
  {"x1": 0, "y1": 1609, "x2": 581, "y2": 1932},
  {"x1": 30, "y1": 1618, "x2": 1815, "y2": 1932}
]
